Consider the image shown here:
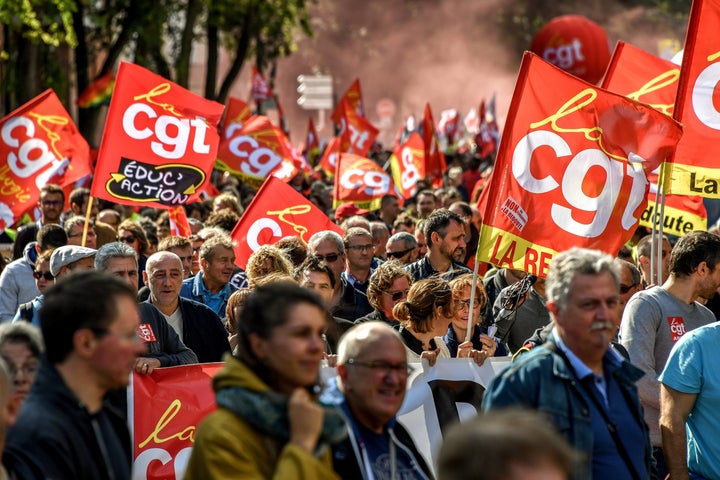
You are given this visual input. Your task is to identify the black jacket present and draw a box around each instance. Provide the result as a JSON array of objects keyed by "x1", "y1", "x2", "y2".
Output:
[
  {"x1": 405, "y1": 255, "x2": 471, "y2": 282},
  {"x1": 331, "y1": 277, "x2": 373, "y2": 322},
  {"x1": 144, "y1": 297, "x2": 231, "y2": 363},
  {"x1": 4, "y1": 358, "x2": 132, "y2": 479},
  {"x1": 139, "y1": 302, "x2": 198, "y2": 366}
]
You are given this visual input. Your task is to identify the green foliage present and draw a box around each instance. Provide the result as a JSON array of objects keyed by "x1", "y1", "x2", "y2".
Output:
[{"x1": 0, "y1": 0, "x2": 78, "y2": 47}]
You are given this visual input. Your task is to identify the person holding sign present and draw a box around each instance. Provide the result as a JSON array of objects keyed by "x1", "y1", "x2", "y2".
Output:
[
  {"x1": 185, "y1": 283, "x2": 345, "y2": 479},
  {"x1": 483, "y1": 248, "x2": 652, "y2": 480}
]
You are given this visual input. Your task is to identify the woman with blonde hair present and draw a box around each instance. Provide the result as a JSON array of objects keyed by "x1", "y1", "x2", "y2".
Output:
[
  {"x1": 246, "y1": 245, "x2": 294, "y2": 287},
  {"x1": 393, "y1": 277, "x2": 455, "y2": 364}
]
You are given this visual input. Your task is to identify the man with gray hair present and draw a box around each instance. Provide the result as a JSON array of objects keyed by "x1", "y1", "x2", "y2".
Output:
[
  {"x1": 330, "y1": 322, "x2": 432, "y2": 479},
  {"x1": 96, "y1": 242, "x2": 197, "y2": 374},
  {"x1": 483, "y1": 248, "x2": 651, "y2": 480},
  {"x1": 385, "y1": 232, "x2": 419, "y2": 265}
]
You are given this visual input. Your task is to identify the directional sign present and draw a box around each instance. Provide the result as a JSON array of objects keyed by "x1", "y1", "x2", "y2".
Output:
[{"x1": 297, "y1": 75, "x2": 333, "y2": 110}]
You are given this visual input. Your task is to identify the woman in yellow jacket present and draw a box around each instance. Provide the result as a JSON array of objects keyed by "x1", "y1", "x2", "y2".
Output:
[{"x1": 185, "y1": 283, "x2": 346, "y2": 479}]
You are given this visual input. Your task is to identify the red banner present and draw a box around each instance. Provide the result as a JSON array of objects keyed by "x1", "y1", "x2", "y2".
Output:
[
  {"x1": 216, "y1": 115, "x2": 299, "y2": 189},
  {"x1": 131, "y1": 363, "x2": 222, "y2": 479},
  {"x1": 664, "y1": 0, "x2": 720, "y2": 197},
  {"x1": 304, "y1": 117, "x2": 321, "y2": 166},
  {"x1": 91, "y1": 62, "x2": 224, "y2": 209},
  {"x1": 230, "y1": 176, "x2": 343, "y2": 269},
  {"x1": 334, "y1": 153, "x2": 394, "y2": 210},
  {"x1": 602, "y1": 41, "x2": 706, "y2": 235},
  {"x1": 318, "y1": 137, "x2": 341, "y2": 177},
  {"x1": 331, "y1": 78, "x2": 364, "y2": 124},
  {"x1": 224, "y1": 97, "x2": 252, "y2": 129},
  {"x1": 0, "y1": 89, "x2": 91, "y2": 228},
  {"x1": 477, "y1": 53, "x2": 682, "y2": 277},
  {"x1": 422, "y1": 103, "x2": 446, "y2": 188},
  {"x1": 251, "y1": 67, "x2": 273, "y2": 104},
  {"x1": 390, "y1": 132, "x2": 425, "y2": 199},
  {"x1": 336, "y1": 99, "x2": 378, "y2": 157}
]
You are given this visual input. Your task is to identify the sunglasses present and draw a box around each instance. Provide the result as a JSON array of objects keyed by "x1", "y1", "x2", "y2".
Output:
[
  {"x1": 387, "y1": 247, "x2": 414, "y2": 259},
  {"x1": 620, "y1": 283, "x2": 638, "y2": 294},
  {"x1": 33, "y1": 270, "x2": 54, "y2": 281},
  {"x1": 314, "y1": 253, "x2": 340, "y2": 263},
  {"x1": 383, "y1": 289, "x2": 409, "y2": 302},
  {"x1": 119, "y1": 234, "x2": 137, "y2": 244}
]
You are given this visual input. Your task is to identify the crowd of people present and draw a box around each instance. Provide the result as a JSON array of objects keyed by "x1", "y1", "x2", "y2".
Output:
[{"x1": 0, "y1": 156, "x2": 716, "y2": 478}]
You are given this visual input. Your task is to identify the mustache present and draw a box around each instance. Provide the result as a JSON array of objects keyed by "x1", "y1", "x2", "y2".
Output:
[{"x1": 589, "y1": 321, "x2": 616, "y2": 332}]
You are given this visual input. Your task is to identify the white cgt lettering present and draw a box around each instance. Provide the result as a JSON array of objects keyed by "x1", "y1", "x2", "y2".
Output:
[
  {"x1": 2, "y1": 116, "x2": 57, "y2": 178},
  {"x1": 246, "y1": 218, "x2": 282, "y2": 251},
  {"x1": 340, "y1": 169, "x2": 390, "y2": 196},
  {"x1": 228, "y1": 135, "x2": 282, "y2": 178},
  {"x1": 692, "y1": 62, "x2": 720, "y2": 129},
  {"x1": 400, "y1": 146, "x2": 421, "y2": 191}
]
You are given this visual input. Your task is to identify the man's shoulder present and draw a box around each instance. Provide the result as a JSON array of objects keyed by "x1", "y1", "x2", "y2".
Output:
[{"x1": 179, "y1": 296, "x2": 222, "y2": 318}]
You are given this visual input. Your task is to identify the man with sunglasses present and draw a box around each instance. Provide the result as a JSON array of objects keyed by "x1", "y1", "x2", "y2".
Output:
[
  {"x1": 386, "y1": 232, "x2": 419, "y2": 265},
  {"x1": 330, "y1": 322, "x2": 433, "y2": 480},
  {"x1": 620, "y1": 231, "x2": 720, "y2": 478}
]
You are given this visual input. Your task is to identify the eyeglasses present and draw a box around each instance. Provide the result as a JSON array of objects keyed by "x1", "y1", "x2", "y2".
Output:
[
  {"x1": 119, "y1": 234, "x2": 137, "y2": 244},
  {"x1": 33, "y1": 270, "x2": 54, "y2": 281},
  {"x1": 387, "y1": 247, "x2": 414, "y2": 259},
  {"x1": 314, "y1": 252, "x2": 340, "y2": 263},
  {"x1": 383, "y1": 289, "x2": 409, "y2": 302},
  {"x1": 3, "y1": 360, "x2": 39, "y2": 379},
  {"x1": 619, "y1": 283, "x2": 638, "y2": 294},
  {"x1": 346, "y1": 358, "x2": 413, "y2": 376},
  {"x1": 347, "y1": 244, "x2": 373, "y2": 252},
  {"x1": 454, "y1": 299, "x2": 481, "y2": 310},
  {"x1": 41, "y1": 200, "x2": 62, "y2": 207}
]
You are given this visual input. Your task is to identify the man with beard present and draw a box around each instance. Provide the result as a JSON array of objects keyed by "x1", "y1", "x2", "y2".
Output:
[
  {"x1": 405, "y1": 209, "x2": 470, "y2": 282},
  {"x1": 180, "y1": 233, "x2": 238, "y2": 319},
  {"x1": 620, "y1": 230, "x2": 720, "y2": 478},
  {"x1": 483, "y1": 248, "x2": 651, "y2": 480}
]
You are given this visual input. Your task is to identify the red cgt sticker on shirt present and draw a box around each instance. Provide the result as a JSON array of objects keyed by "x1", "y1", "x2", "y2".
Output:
[
  {"x1": 138, "y1": 324, "x2": 157, "y2": 343},
  {"x1": 667, "y1": 316, "x2": 686, "y2": 342}
]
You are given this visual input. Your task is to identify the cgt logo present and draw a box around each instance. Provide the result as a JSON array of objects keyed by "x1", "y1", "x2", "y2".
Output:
[
  {"x1": 122, "y1": 84, "x2": 212, "y2": 160},
  {"x1": 542, "y1": 39, "x2": 585, "y2": 70}
]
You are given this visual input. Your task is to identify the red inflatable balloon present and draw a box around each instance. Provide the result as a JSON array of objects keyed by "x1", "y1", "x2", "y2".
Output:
[{"x1": 531, "y1": 15, "x2": 611, "y2": 85}]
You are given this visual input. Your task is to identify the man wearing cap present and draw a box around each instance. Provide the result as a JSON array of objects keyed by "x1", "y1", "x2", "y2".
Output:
[{"x1": 335, "y1": 202, "x2": 369, "y2": 224}]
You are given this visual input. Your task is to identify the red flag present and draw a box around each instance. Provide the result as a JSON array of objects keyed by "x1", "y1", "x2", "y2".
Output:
[
  {"x1": 390, "y1": 132, "x2": 425, "y2": 199},
  {"x1": 304, "y1": 117, "x2": 321, "y2": 166},
  {"x1": 167, "y1": 205, "x2": 192, "y2": 237},
  {"x1": 663, "y1": 0, "x2": 720, "y2": 197},
  {"x1": 334, "y1": 153, "x2": 395, "y2": 210},
  {"x1": 317, "y1": 137, "x2": 341, "y2": 177},
  {"x1": 0, "y1": 89, "x2": 91, "y2": 228},
  {"x1": 91, "y1": 62, "x2": 224, "y2": 209},
  {"x1": 478, "y1": 52, "x2": 683, "y2": 277},
  {"x1": 476, "y1": 99, "x2": 499, "y2": 158},
  {"x1": 230, "y1": 177, "x2": 343, "y2": 269},
  {"x1": 274, "y1": 95, "x2": 290, "y2": 136},
  {"x1": 216, "y1": 115, "x2": 299, "y2": 189},
  {"x1": 331, "y1": 78, "x2": 364, "y2": 124},
  {"x1": 602, "y1": 41, "x2": 705, "y2": 234},
  {"x1": 422, "y1": 103, "x2": 446, "y2": 188},
  {"x1": 224, "y1": 97, "x2": 252, "y2": 130},
  {"x1": 337, "y1": 99, "x2": 378, "y2": 157},
  {"x1": 251, "y1": 66, "x2": 273, "y2": 104}
]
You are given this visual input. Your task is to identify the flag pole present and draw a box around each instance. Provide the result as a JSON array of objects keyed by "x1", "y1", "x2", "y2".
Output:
[{"x1": 82, "y1": 196, "x2": 94, "y2": 248}]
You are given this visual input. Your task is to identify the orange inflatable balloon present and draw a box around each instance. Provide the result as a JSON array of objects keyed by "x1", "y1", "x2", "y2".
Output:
[{"x1": 531, "y1": 15, "x2": 611, "y2": 84}]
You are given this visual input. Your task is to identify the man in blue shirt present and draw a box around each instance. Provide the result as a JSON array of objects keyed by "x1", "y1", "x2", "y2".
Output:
[
  {"x1": 483, "y1": 248, "x2": 652, "y2": 480},
  {"x1": 180, "y1": 233, "x2": 237, "y2": 319}
]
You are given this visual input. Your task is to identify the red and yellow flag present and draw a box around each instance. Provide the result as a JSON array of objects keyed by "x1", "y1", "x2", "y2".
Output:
[
  {"x1": 422, "y1": 103, "x2": 446, "y2": 188},
  {"x1": 91, "y1": 62, "x2": 224, "y2": 209},
  {"x1": 0, "y1": 89, "x2": 91, "y2": 228},
  {"x1": 390, "y1": 132, "x2": 425, "y2": 199},
  {"x1": 304, "y1": 117, "x2": 321, "y2": 166},
  {"x1": 336, "y1": 99, "x2": 378, "y2": 157},
  {"x1": 223, "y1": 97, "x2": 252, "y2": 130},
  {"x1": 478, "y1": 52, "x2": 683, "y2": 277},
  {"x1": 333, "y1": 153, "x2": 395, "y2": 211},
  {"x1": 331, "y1": 78, "x2": 364, "y2": 124},
  {"x1": 251, "y1": 66, "x2": 273, "y2": 104},
  {"x1": 317, "y1": 137, "x2": 341, "y2": 177}
]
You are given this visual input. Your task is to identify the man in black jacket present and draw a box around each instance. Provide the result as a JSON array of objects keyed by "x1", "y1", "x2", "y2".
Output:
[
  {"x1": 144, "y1": 251, "x2": 230, "y2": 362},
  {"x1": 332, "y1": 322, "x2": 433, "y2": 479},
  {"x1": 4, "y1": 271, "x2": 145, "y2": 479}
]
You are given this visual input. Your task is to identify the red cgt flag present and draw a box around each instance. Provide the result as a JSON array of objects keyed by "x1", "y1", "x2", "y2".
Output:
[
  {"x1": 333, "y1": 153, "x2": 395, "y2": 211},
  {"x1": 224, "y1": 97, "x2": 253, "y2": 130},
  {"x1": 91, "y1": 62, "x2": 224, "y2": 209},
  {"x1": 663, "y1": 0, "x2": 720, "y2": 197},
  {"x1": 304, "y1": 117, "x2": 321, "y2": 166},
  {"x1": 216, "y1": 115, "x2": 299, "y2": 189},
  {"x1": 390, "y1": 132, "x2": 425, "y2": 199},
  {"x1": 167, "y1": 205, "x2": 192, "y2": 238},
  {"x1": 602, "y1": 41, "x2": 706, "y2": 235},
  {"x1": 477, "y1": 52, "x2": 683, "y2": 277},
  {"x1": 230, "y1": 176, "x2": 342, "y2": 269},
  {"x1": 336, "y1": 99, "x2": 378, "y2": 157},
  {"x1": 422, "y1": 103, "x2": 446, "y2": 188},
  {"x1": 251, "y1": 67, "x2": 273, "y2": 104},
  {"x1": 0, "y1": 89, "x2": 91, "y2": 228},
  {"x1": 331, "y1": 78, "x2": 364, "y2": 124},
  {"x1": 317, "y1": 137, "x2": 341, "y2": 177}
]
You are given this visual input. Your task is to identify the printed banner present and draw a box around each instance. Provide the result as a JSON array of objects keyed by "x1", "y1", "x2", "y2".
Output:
[
  {"x1": 230, "y1": 176, "x2": 343, "y2": 269},
  {"x1": 477, "y1": 52, "x2": 682, "y2": 277},
  {"x1": 602, "y1": 41, "x2": 707, "y2": 234},
  {"x1": 333, "y1": 153, "x2": 394, "y2": 210},
  {"x1": 91, "y1": 62, "x2": 224, "y2": 208},
  {"x1": 390, "y1": 132, "x2": 426, "y2": 199},
  {"x1": 0, "y1": 89, "x2": 91, "y2": 228},
  {"x1": 216, "y1": 115, "x2": 300, "y2": 189},
  {"x1": 664, "y1": 0, "x2": 720, "y2": 197},
  {"x1": 337, "y1": 99, "x2": 378, "y2": 157},
  {"x1": 130, "y1": 358, "x2": 512, "y2": 480},
  {"x1": 131, "y1": 363, "x2": 223, "y2": 480}
]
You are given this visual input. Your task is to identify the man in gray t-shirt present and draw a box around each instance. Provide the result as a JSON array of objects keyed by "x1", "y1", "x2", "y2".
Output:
[{"x1": 620, "y1": 231, "x2": 720, "y2": 478}]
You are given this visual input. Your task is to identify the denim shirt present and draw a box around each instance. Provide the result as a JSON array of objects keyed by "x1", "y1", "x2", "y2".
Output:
[
  {"x1": 179, "y1": 272, "x2": 236, "y2": 319},
  {"x1": 482, "y1": 337, "x2": 650, "y2": 480}
]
